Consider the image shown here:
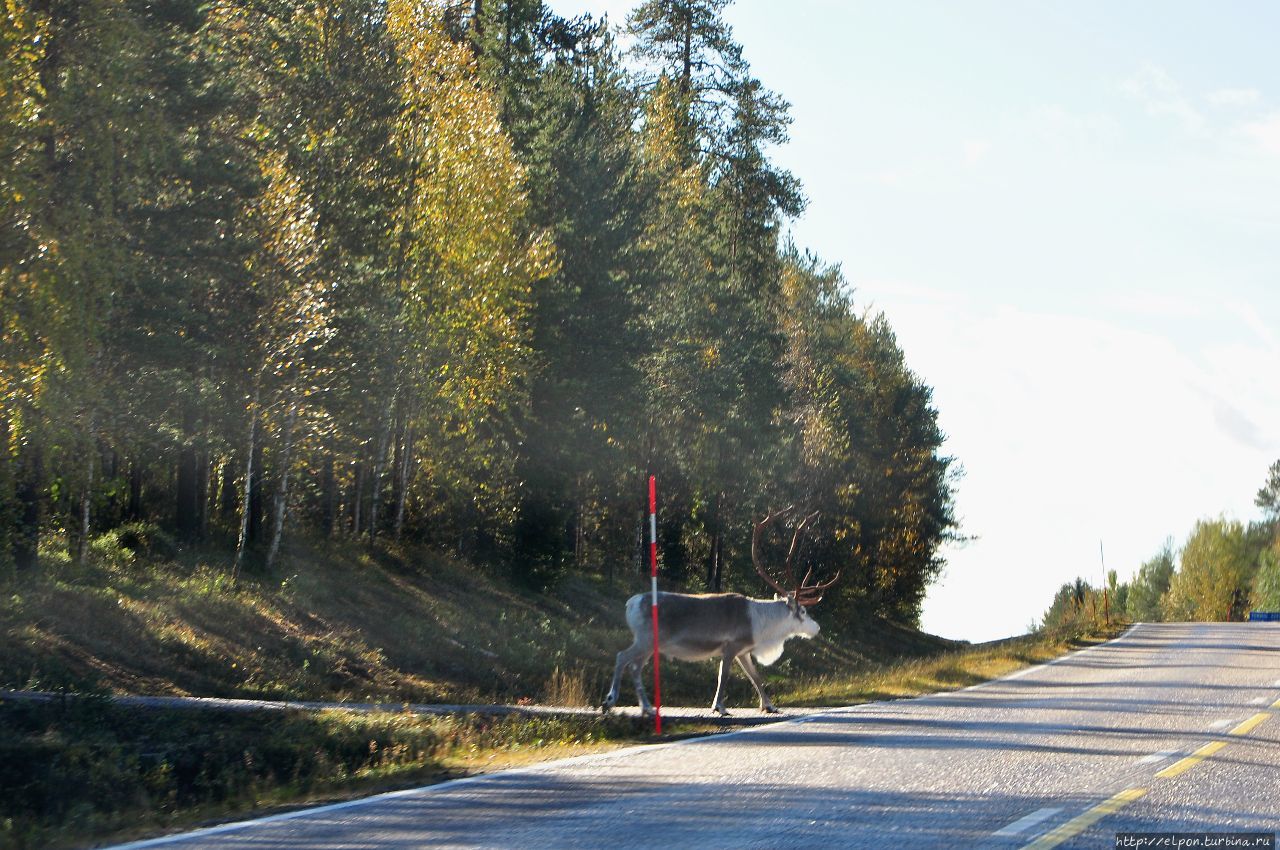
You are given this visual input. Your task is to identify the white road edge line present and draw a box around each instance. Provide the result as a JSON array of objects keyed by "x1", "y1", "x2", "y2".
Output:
[
  {"x1": 921, "y1": 623, "x2": 1142, "y2": 694},
  {"x1": 1249, "y1": 696, "x2": 1268, "y2": 705},
  {"x1": 1137, "y1": 749, "x2": 1177, "y2": 764},
  {"x1": 1208, "y1": 719, "x2": 1235, "y2": 731},
  {"x1": 102, "y1": 624, "x2": 1149, "y2": 850},
  {"x1": 992, "y1": 807, "x2": 1064, "y2": 837}
]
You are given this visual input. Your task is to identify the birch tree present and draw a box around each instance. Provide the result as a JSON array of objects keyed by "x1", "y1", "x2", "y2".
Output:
[
  {"x1": 387, "y1": 0, "x2": 556, "y2": 539},
  {"x1": 234, "y1": 151, "x2": 331, "y2": 577}
]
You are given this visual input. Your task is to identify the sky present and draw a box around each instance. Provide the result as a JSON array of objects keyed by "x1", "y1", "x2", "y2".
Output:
[{"x1": 554, "y1": 1, "x2": 1280, "y2": 641}]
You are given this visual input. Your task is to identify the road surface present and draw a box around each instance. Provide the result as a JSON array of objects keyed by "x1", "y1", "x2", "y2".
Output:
[{"x1": 106, "y1": 622, "x2": 1280, "y2": 849}]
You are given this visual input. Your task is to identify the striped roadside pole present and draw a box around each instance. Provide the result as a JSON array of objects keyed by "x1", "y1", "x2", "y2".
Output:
[{"x1": 649, "y1": 475, "x2": 662, "y2": 735}]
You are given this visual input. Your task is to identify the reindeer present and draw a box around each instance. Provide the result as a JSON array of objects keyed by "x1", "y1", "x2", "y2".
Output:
[{"x1": 601, "y1": 509, "x2": 839, "y2": 716}]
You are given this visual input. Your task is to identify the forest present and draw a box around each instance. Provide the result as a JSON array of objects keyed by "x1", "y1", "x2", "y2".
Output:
[{"x1": 0, "y1": 0, "x2": 959, "y2": 627}]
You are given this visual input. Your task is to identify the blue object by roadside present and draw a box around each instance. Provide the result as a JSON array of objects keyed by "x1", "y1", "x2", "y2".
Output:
[{"x1": 1248, "y1": 611, "x2": 1280, "y2": 621}]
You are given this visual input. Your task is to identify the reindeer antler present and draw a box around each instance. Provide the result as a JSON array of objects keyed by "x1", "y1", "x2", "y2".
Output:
[
  {"x1": 752, "y1": 508, "x2": 841, "y2": 605},
  {"x1": 752, "y1": 507, "x2": 794, "y2": 597}
]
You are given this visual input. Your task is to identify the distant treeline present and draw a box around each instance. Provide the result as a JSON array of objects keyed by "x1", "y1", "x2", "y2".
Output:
[
  {"x1": 1041, "y1": 460, "x2": 1280, "y2": 634},
  {"x1": 0, "y1": 0, "x2": 958, "y2": 624}
]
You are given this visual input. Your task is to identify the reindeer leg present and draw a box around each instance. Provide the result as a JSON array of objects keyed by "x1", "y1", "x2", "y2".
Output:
[
  {"x1": 604, "y1": 643, "x2": 650, "y2": 714},
  {"x1": 603, "y1": 644, "x2": 635, "y2": 713},
  {"x1": 630, "y1": 649, "x2": 655, "y2": 717},
  {"x1": 736, "y1": 653, "x2": 778, "y2": 713},
  {"x1": 711, "y1": 654, "x2": 734, "y2": 716}
]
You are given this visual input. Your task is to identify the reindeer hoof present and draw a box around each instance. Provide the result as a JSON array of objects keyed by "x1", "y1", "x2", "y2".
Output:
[
  {"x1": 762, "y1": 705, "x2": 781, "y2": 714},
  {"x1": 713, "y1": 706, "x2": 730, "y2": 717}
]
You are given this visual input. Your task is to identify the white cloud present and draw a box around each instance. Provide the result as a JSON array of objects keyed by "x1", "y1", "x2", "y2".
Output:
[
  {"x1": 1121, "y1": 64, "x2": 1205, "y2": 132},
  {"x1": 1025, "y1": 104, "x2": 1121, "y2": 152},
  {"x1": 1226, "y1": 298, "x2": 1280, "y2": 351},
  {"x1": 964, "y1": 139, "x2": 992, "y2": 166},
  {"x1": 1100, "y1": 290, "x2": 1207, "y2": 321},
  {"x1": 1240, "y1": 113, "x2": 1280, "y2": 156},
  {"x1": 1209, "y1": 87, "x2": 1263, "y2": 108}
]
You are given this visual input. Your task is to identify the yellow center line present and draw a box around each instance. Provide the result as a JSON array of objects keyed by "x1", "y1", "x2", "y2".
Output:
[
  {"x1": 1156, "y1": 711, "x2": 1272, "y2": 779},
  {"x1": 1018, "y1": 708, "x2": 1273, "y2": 848},
  {"x1": 1019, "y1": 787, "x2": 1148, "y2": 850},
  {"x1": 1155, "y1": 740, "x2": 1227, "y2": 778},
  {"x1": 1229, "y1": 712, "x2": 1271, "y2": 736}
]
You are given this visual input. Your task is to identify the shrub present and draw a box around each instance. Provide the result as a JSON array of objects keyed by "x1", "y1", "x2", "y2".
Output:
[{"x1": 89, "y1": 523, "x2": 178, "y2": 571}]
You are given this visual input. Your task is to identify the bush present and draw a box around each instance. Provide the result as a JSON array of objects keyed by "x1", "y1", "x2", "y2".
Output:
[
  {"x1": 1038, "y1": 578, "x2": 1104, "y2": 640},
  {"x1": 1252, "y1": 542, "x2": 1280, "y2": 612},
  {"x1": 89, "y1": 523, "x2": 178, "y2": 570},
  {"x1": 1126, "y1": 542, "x2": 1175, "y2": 622}
]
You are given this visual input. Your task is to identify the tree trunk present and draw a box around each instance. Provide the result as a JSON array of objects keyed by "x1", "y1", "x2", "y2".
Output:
[
  {"x1": 705, "y1": 493, "x2": 724, "y2": 591},
  {"x1": 175, "y1": 406, "x2": 200, "y2": 540},
  {"x1": 127, "y1": 458, "x2": 143, "y2": 521},
  {"x1": 233, "y1": 383, "x2": 261, "y2": 581},
  {"x1": 76, "y1": 452, "x2": 93, "y2": 567},
  {"x1": 574, "y1": 495, "x2": 584, "y2": 570},
  {"x1": 265, "y1": 399, "x2": 297, "y2": 571},
  {"x1": 0, "y1": 415, "x2": 11, "y2": 570},
  {"x1": 219, "y1": 457, "x2": 237, "y2": 521},
  {"x1": 13, "y1": 436, "x2": 42, "y2": 572},
  {"x1": 199, "y1": 453, "x2": 211, "y2": 540},
  {"x1": 248, "y1": 436, "x2": 265, "y2": 544},
  {"x1": 680, "y1": 8, "x2": 692, "y2": 97},
  {"x1": 367, "y1": 412, "x2": 393, "y2": 548},
  {"x1": 351, "y1": 460, "x2": 363, "y2": 537},
  {"x1": 320, "y1": 453, "x2": 335, "y2": 538},
  {"x1": 393, "y1": 423, "x2": 413, "y2": 540}
]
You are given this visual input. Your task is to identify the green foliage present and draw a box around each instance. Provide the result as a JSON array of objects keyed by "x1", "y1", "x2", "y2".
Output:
[
  {"x1": 0, "y1": 698, "x2": 642, "y2": 849},
  {"x1": 0, "y1": 0, "x2": 958, "y2": 633},
  {"x1": 88, "y1": 523, "x2": 178, "y2": 570},
  {"x1": 1256, "y1": 459, "x2": 1280, "y2": 520},
  {"x1": 1251, "y1": 540, "x2": 1280, "y2": 612},
  {"x1": 1126, "y1": 541, "x2": 1175, "y2": 622},
  {"x1": 1039, "y1": 578, "x2": 1106, "y2": 640},
  {"x1": 1164, "y1": 518, "x2": 1255, "y2": 622}
]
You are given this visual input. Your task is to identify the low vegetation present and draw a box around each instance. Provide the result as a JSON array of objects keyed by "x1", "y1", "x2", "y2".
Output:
[
  {"x1": 0, "y1": 529, "x2": 959, "y2": 715},
  {"x1": 780, "y1": 624, "x2": 1126, "y2": 707},
  {"x1": 1038, "y1": 458, "x2": 1280, "y2": 634},
  {"x1": 0, "y1": 697, "x2": 649, "y2": 850}
]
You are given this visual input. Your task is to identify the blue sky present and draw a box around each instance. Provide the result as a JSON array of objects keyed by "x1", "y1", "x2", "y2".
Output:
[{"x1": 556, "y1": 1, "x2": 1280, "y2": 640}]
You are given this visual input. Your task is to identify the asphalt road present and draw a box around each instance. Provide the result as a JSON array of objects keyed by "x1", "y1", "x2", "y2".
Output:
[{"x1": 106, "y1": 622, "x2": 1280, "y2": 850}]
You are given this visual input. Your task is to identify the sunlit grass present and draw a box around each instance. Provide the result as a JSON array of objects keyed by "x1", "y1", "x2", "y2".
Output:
[
  {"x1": 777, "y1": 623, "x2": 1129, "y2": 707},
  {"x1": 0, "y1": 699, "x2": 667, "y2": 850}
]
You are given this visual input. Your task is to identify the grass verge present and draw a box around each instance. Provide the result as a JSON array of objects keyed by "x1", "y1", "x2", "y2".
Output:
[
  {"x1": 777, "y1": 621, "x2": 1131, "y2": 706},
  {"x1": 0, "y1": 697, "x2": 718, "y2": 850}
]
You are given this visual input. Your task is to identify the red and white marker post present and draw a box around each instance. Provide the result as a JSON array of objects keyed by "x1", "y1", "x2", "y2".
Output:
[{"x1": 648, "y1": 475, "x2": 662, "y2": 735}]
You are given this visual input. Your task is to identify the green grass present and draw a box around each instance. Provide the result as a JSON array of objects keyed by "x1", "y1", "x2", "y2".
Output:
[{"x1": 0, "y1": 697, "x2": 677, "y2": 850}]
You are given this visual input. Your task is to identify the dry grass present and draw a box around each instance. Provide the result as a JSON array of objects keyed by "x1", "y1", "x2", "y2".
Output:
[
  {"x1": 0, "y1": 533, "x2": 960, "y2": 710},
  {"x1": 776, "y1": 623, "x2": 1129, "y2": 707},
  {"x1": 0, "y1": 699, "x2": 659, "y2": 850}
]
